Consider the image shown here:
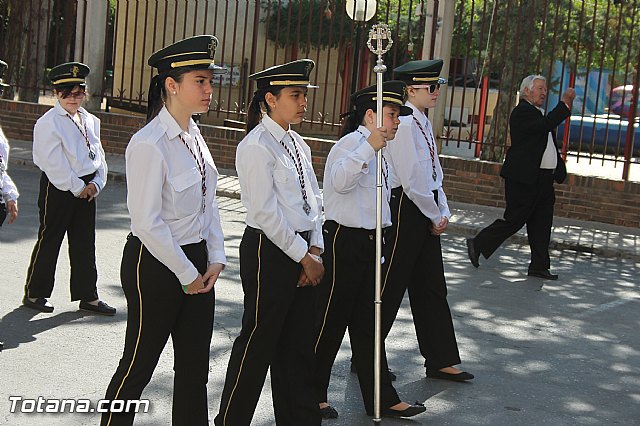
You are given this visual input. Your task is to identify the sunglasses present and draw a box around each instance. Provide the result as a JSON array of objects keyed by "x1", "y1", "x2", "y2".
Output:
[
  {"x1": 411, "y1": 83, "x2": 441, "y2": 94},
  {"x1": 66, "y1": 91, "x2": 87, "y2": 100}
]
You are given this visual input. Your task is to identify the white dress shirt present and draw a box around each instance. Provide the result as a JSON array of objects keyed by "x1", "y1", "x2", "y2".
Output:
[
  {"x1": 236, "y1": 114, "x2": 324, "y2": 262},
  {"x1": 323, "y1": 126, "x2": 392, "y2": 228},
  {"x1": 0, "y1": 128, "x2": 19, "y2": 202},
  {"x1": 126, "y1": 107, "x2": 227, "y2": 286},
  {"x1": 33, "y1": 102, "x2": 107, "y2": 196},
  {"x1": 386, "y1": 101, "x2": 450, "y2": 225}
]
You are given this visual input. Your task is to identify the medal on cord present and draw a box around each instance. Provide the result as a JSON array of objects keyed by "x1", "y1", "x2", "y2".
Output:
[
  {"x1": 67, "y1": 113, "x2": 96, "y2": 160},
  {"x1": 412, "y1": 115, "x2": 438, "y2": 181},
  {"x1": 178, "y1": 133, "x2": 207, "y2": 213},
  {"x1": 279, "y1": 133, "x2": 311, "y2": 215}
]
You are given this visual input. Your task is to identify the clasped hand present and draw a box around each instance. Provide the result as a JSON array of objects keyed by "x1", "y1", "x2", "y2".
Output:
[{"x1": 183, "y1": 263, "x2": 225, "y2": 295}]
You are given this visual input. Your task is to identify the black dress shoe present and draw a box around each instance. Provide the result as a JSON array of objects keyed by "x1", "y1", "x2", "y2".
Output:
[
  {"x1": 381, "y1": 402, "x2": 426, "y2": 418},
  {"x1": 22, "y1": 296, "x2": 54, "y2": 313},
  {"x1": 320, "y1": 405, "x2": 338, "y2": 419},
  {"x1": 0, "y1": 341, "x2": 4, "y2": 352},
  {"x1": 527, "y1": 269, "x2": 558, "y2": 280},
  {"x1": 466, "y1": 238, "x2": 480, "y2": 268},
  {"x1": 79, "y1": 300, "x2": 116, "y2": 316},
  {"x1": 426, "y1": 369, "x2": 474, "y2": 382}
]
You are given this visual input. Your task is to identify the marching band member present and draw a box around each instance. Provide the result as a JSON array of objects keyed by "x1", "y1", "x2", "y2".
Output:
[
  {"x1": 314, "y1": 81, "x2": 426, "y2": 419},
  {"x1": 103, "y1": 35, "x2": 227, "y2": 426},
  {"x1": 24, "y1": 62, "x2": 114, "y2": 316},
  {"x1": 215, "y1": 59, "x2": 324, "y2": 426}
]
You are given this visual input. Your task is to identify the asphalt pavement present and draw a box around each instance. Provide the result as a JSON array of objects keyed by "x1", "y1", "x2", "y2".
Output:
[{"x1": 1, "y1": 150, "x2": 639, "y2": 425}]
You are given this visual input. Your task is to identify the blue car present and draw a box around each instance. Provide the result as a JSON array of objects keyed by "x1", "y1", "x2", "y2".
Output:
[{"x1": 557, "y1": 115, "x2": 640, "y2": 157}]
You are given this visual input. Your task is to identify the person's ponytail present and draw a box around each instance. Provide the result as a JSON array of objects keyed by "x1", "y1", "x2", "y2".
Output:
[
  {"x1": 146, "y1": 74, "x2": 164, "y2": 123},
  {"x1": 245, "y1": 91, "x2": 263, "y2": 133}
]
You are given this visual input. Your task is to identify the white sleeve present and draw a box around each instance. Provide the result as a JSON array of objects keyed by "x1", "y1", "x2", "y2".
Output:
[
  {"x1": 329, "y1": 140, "x2": 376, "y2": 194},
  {"x1": 33, "y1": 120, "x2": 86, "y2": 196},
  {"x1": 0, "y1": 138, "x2": 19, "y2": 202},
  {"x1": 237, "y1": 143, "x2": 308, "y2": 262},
  {"x1": 126, "y1": 142, "x2": 199, "y2": 286},
  {"x1": 90, "y1": 115, "x2": 107, "y2": 194},
  {"x1": 387, "y1": 123, "x2": 442, "y2": 224},
  {"x1": 437, "y1": 187, "x2": 450, "y2": 219}
]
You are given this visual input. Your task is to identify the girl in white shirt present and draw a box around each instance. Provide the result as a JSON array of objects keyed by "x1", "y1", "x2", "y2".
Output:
[
  {"x1": 23, "y1": 62, "x2": 114, "y2": 316},
  {"x1": 215, "y1": 59, "x2": 324, "y2": 426},
  {"x1": 0, "y1": 59, "x2": 18, "y2": 227},
  {"x1": 102, "y1": 35, "x2": 226, "y2": 426},
  {"x1": 314, "y1": 81, "x2": 426, "y2": 419}
]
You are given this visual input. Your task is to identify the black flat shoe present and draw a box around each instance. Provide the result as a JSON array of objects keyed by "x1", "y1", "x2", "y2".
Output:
[
  {"x1": 466, "y1": 238, "x2": 480, "y2": 268},
  {"x1": 22, "y1": 296, "x2": 54, "y2": 313},
  {"x1": 527, "y1": 269, "x2": 558, "y2": 280},
  {"x1": 381, "y1": 402, "x2": 426, "y2": 418},
  {"x1": 320, "y1": 405, "x2": 338, "y2": 419},
  {"x1": 79, "y1": 300, "x2": 116, "y2": 316},
  {"x1": 426, "y1": 369, "x2": 474, "y2": 382}
]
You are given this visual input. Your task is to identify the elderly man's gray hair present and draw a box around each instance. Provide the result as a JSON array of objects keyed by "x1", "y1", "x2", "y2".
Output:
[{"x1": 520, "y1": 75, "x2": 546, "y2": 93}]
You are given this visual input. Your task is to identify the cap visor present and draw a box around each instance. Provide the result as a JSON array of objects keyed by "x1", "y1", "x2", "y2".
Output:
[{"x1": 209, "y1": 64, "x2": 228, "y2": 75}]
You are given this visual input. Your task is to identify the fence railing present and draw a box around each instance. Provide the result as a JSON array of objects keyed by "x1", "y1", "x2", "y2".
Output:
[{"x1": 0, "y1": 0, "x2": 638, "y2": 180}]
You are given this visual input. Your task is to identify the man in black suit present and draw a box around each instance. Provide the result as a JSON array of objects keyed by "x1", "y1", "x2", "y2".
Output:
[{"x1": 466, "y1": 75, "x2": 576, "y2": 280}]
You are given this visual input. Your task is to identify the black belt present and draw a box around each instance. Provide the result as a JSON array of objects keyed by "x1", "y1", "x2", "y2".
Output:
[
  {"x1": 539, "y1": 168, "x2": 555, "y2": 175},
  {"x1": 324, "y1": 220, "x2": 387, "y2": 240},
  {"x1": 246, "y1": 226, "x2": 311, "y2": 245}
]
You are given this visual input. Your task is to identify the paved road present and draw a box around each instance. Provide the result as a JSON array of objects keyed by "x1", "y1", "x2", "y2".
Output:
[{"x1": 1, "y1": 164, "x2": 639, "y2": 425}]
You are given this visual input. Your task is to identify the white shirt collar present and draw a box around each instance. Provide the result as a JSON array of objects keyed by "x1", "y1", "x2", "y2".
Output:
[
  {"x1": 406, "y1": 101, "x2": 427, "y2": 127},
  {"x1": 158, "y1": 106, "x2": 198, "y2": 140},
  {"x1": 261, "y1": 114, "x2": 290, "y2": 143}
]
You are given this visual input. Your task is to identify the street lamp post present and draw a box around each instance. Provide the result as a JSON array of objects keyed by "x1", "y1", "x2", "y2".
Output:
[{"x1": 346, "y1": 0, "x2": 376, "y2": 95}]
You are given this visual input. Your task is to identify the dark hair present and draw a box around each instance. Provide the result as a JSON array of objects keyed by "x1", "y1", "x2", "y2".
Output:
[
  {"x1": 54, "y1": 84, "x2": 86, "y2": 99},
  {"x1": 246, "y1": 86, "x2": 285, "y2": 133},
  {"x1": 340, "y1": 108, "x2": 367, "y2": 137},
  {"x1": 146, "y1": 67, "x2": 193, "y2": 123}
]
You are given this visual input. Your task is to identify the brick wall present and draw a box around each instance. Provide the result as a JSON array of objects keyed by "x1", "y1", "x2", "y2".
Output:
[{"x1": 2, "y1": 99, "x2": 639, "y2": 228}]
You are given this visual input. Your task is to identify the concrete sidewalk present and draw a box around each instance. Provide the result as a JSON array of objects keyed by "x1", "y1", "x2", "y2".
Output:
[{"x1": 8, "y1": 138, "x2": 640, "y2": 261}]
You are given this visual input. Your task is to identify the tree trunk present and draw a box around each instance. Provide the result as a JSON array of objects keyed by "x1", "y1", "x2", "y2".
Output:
[
  {"x1": 18, "y1": 0, "x2": 52, "y2": 102},
  {"x1": 481, "y1": 0, "x2": 535, "y2": 162}
]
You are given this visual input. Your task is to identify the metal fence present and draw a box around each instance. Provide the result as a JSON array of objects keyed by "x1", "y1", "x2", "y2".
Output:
[{"x1": 0, "y1": 0, "x2": 638, "y2": 179}]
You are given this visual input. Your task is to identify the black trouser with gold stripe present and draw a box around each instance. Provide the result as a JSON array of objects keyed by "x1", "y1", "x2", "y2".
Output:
[
  {"x1": 381, "y1": 188, "x2": 461, "y2": 370},
  {"x1": 314, "y1": 220, "x2": 401, "y2": 415},
  {"x1": 214, "y1": 227, "x2": 320, "y2": 426},
  {"x1": 102, "y1": 235, "x2": 214, "y2": 426},
  {"x1": 24, "y1": 172, "x2": 99, "y2": 301}
]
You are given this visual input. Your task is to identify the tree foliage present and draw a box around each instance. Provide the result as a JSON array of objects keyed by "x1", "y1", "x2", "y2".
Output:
[
  {"x1": 450, "y1": 0, "x2": 640, "y2": 161},
  {"x1": 262, "y1": 0, "x2": 426, "y2": 64}
]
